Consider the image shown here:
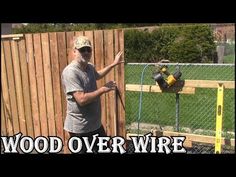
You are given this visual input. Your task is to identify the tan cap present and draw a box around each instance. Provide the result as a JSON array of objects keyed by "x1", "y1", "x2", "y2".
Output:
[{"x1": 73, "y1": 36, "x2": 92, "y2": 49}]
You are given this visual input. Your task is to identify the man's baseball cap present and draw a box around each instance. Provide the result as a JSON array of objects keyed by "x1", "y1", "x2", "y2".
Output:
[{"x1": 73, "y1": 36, "x2": 92, "y2": 49}]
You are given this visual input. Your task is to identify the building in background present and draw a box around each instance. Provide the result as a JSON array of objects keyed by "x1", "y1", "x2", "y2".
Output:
[
  {"x1": 1, "y1": 23, "x2": 12, "y2": 34},
  {"x1": 1, "y1": 23, "x2": 25, "y2": 35},
  {"x1": 210, "y1": 23, "x2": 235, "y2": 44}
]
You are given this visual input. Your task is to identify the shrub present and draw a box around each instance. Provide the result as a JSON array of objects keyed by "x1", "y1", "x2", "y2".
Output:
[{"x1": 125, "y1": 24, "x2": 216, "y2": 63}]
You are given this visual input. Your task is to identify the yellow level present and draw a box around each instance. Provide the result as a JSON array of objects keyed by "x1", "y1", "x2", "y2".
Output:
[{"x1": 215, "y1": 83, "x2": 224, "y2": 154}]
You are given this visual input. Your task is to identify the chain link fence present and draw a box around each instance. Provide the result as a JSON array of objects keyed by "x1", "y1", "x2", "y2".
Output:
[{"x1": 125, "y1": 63, "x2": 235, "y2": 154}]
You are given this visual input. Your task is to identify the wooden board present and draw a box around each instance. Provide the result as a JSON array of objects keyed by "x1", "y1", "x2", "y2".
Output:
[
  {"x1": 66, "y1": 31, "x2": 75, "y2": 64},
  {"x1": 103, "y1": 30, "x2": 114, "y2": 136},
  {"x1": 2, "y1": 40, "x2": 20, "y2": 134},
  {"x1": 157, "y1": 80, "x2": 235, "y2": 89},
  {"x1": 33, "y1": 33, "x2": 48, "y2": 136},
  {"x1": 1, "y1": 41, "x2": 13, "y2": 135},
  {"x1": 126, "y1": 84, "x2": 196, "y2": 94},
  {"x1": 94, "y1": 30, "x2": 106, "y2": 131},
  {"x1": 117, "y1": 30, "x2": 125, "y2": 137},
  {"x1": 11, "y1": 40, "x2": 27, "y2": 135},
  {"x1": 41, "y1": 33, "x2": 56, "y2": 136},
  {"x1": 1, "y1": 34, "x2": 24, "y2": 39},
  {"x1": 18, "y1": 38, "x2": 34, "y2": 138},
  {"x1": 1, "y1": 92, "x2": 7, "y2": 135},
  {"x1": 25, "y1": 34, "x2": 41, "y2": 137},
  {"x1": 49, "y1": 32, "x2": 64, "y2": 140},
  {"x1": 127, "y1": 131, "x2": 235, "y2": 147},
  {"x1": 57, "y1": 32, "x2": 68, "y2": 150},
  {"x1": 57, "y1": 32, "x2": 67, "y2": 124}
]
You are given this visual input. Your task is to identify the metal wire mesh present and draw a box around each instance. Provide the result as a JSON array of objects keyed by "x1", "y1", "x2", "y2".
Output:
[{"x1": 125, "y1": 63, "x2": 235, "y2": 154}]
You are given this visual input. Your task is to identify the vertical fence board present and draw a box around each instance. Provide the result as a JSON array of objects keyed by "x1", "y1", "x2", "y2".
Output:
[
  {"x1": 1, "y1": 41, "x2": 13, "y2": 135},
  {"x1": 49, "y1": 32, "x2": 64, "y2": 140},
  {"x1": 94, "y1": 30, "x2": 106, "y2": 130},
  {"x1": 103, "y1": 30, "x2": 115, "y2": 136},
  {"x1": 11, "y1": 40, "x2": 27, "y2": 135},
  {"x1": 114, "y1": 30, "x2": 120, "y2": 136},
  {"x1": 84, "y1": 31, "x2": 95, "y2": 64},
  {"x1": 57, "y1": 32, "x2": 67, "y2": 122},
  {"x1": 3, "y1": 40, "x2": 20, "y2": 134},
  {"x1": 114, "y1": 29, "x2": 125, "y2": 137},
  {"x1": 57, "y1": 32, "x2": 69, "y2": 153},
  {"x1": 117, "y1": 30, "x2": 125, "y2": 137},
  {"x1": 18, "y1": 38, "x2": 34, "y2": 138},
  {"x1": 66, "y1": 32, "x2": 75, "y2": 64},
  {"x1": 1, "y1": 88, "x2": 7, "y2": 135},
  {"x1": 75, "y1": 31, "x2": 84, "y2": 37},
  {"x1": 41, "y1": 33, "x2": 56, "y2": 136},
  {"x1": 33, "y1": 33, "x2": 48, "y2": 136},
  {"x1": 25, "y1": 34, "x2": 41, "y2": 137}
]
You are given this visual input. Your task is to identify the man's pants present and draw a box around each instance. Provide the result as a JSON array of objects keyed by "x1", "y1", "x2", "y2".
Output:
[{"x1": 69, "y1": 126, "x2": 107, "y2": 154}]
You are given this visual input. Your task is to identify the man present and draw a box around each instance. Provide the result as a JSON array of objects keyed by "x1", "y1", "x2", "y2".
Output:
[{"x1": 61, "y1": 36, "x2": 123, "y2": 153}]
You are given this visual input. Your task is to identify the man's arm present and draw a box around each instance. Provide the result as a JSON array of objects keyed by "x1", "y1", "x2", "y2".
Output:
[
  {"x1": 73, "y1": 81, "x2": 116, "y2": 106},
  {"x1": 97, "y1": 51, "x2": 124, "y2": 80}
]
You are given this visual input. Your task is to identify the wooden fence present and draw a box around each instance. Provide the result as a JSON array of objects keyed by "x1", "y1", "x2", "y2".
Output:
[{"x1": 1, "y1": 29, "x2": 125, "y2": 152}]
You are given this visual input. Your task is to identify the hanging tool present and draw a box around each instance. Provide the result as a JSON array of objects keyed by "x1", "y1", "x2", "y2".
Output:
[{"x1": 152, "y1": 64, "x2": 182, "y2": 89}]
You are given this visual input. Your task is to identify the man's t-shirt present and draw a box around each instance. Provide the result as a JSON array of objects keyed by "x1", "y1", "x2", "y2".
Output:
[{"x1": 61, "y1": 61, "x2": 101, "y2": 134}]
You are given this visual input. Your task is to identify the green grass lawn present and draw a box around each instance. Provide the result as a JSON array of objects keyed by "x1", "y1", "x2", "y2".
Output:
[
  {"x1": 125, "y1": 64, "x2": 235, "y2": 133},
  {"x1": 224, "y1": 55, "x2": 235, "y2": 63}
]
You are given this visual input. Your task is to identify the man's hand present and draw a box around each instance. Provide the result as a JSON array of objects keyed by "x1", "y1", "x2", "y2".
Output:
[
  {"x1": 97, "y1": 51, "x2": 124, "y2": 80},
  {"x1": 102, "y1": 81, "x2": 116, "y2": 93},
  {"x1": 112, "y1": 51, "x2": 124, "y2": 66},
  {"x1": 73, "y1": 81, "x2": 117, "y2": 106}
]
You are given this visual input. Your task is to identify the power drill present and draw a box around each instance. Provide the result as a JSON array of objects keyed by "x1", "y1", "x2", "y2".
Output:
[{"x1": 152, "y1": 65, "x2": 182, "y2": 89}]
